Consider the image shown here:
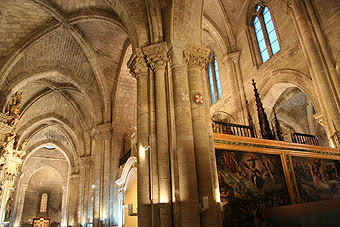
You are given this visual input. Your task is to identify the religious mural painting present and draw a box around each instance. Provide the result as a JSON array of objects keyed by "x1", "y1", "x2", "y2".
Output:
[
  {"x1": 292, "y1": 156, "x2": 340, "y2": 203},
  {"x1": 216, "y1": 149, "x2": 290, "y2": 227}
]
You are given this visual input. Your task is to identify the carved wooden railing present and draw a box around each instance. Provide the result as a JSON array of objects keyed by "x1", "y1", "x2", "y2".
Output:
[
  {"x1": 291, "y1": 132, "x2": 319, "y2": 146},
  {"x1": 212, "y1": 121, "x2": 257, "y2": 138}
]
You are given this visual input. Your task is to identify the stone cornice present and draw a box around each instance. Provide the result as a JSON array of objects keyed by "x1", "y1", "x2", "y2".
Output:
[{"x1": 143, "y1": 42, "x2": 168, "y2": 71}]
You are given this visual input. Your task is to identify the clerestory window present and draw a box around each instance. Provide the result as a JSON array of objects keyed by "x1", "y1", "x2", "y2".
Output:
[
  {"x1": 250, "y1": 4, "x2": 280, "y2": 64},
  {"x1": 207, "y1": 53, "x2": 222, "y2": 104}
]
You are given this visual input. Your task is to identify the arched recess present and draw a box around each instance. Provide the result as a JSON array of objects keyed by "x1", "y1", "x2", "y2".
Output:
[
  {"x1": 258, "y1": 69, "x2": 320, "y2": 115},
  {"x1": 212, "y1": 111, "x2": 235, "y2": 123},
  {"x1": 15, "y1": 163, "x2": 66, "y2": 227},
  {"x1": 115, "y1": 157, "x2": 138, "y2": 227},
  {"x1": 255, "y1": 69, "x2": 328, "y2": 145}
]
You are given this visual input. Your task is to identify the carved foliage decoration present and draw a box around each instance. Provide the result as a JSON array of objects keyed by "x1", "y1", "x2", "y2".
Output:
[
  {"x1": 143, "y1": 42, "x2": 168, "y2": 71},
  {"x1": 184, "y1": 44, "x2": 210, "y2": 70}
]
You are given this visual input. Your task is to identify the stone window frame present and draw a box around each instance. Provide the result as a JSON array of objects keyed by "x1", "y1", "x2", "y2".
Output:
[
  {"x1": 246, "y1": 1, "x2": 281, "y2": 67},
  {"x1": 206, "y1": 52, "x2": 222, "y2": 104}
]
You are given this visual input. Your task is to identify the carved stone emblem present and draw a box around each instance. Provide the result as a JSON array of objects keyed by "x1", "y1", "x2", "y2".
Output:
[{"x1": 193, "y1": 93, "x2": 204, "y2": 105}]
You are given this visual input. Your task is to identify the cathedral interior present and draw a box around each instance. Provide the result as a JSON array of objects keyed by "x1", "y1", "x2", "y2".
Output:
[{"x1": 0, "y1": 0, "x2": 340, "y2": 226}]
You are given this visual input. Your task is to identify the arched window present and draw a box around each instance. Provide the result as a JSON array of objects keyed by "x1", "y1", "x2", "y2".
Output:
[
  {"x1": 207, "y1": 53, "x2": 222, "y2": 104},
  {"x1": 250, "y1": 4, "x2": 280, "y2": 64},
  {"x1": 40, "y1": 193, "x2": 48, "y2": 212}
]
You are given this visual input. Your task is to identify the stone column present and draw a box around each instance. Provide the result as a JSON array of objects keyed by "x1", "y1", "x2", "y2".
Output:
[
  {"x1": 306, "y1": 99, "x2": 315, "y2": 135},
  {"x1": 143, "y1": 42, "x2": 172, "y2": 227},
  {"x1": 222, "y1": 55, "x2": 242, "y2": 123},
  {"x1": 287, "y1": 0, "x2": 340, "y2": 138},
  {"x1": 61, "y1": 184, "x2": 69, "y2": 227},
  {"x1": 91, "y1": 123, "x2": 112, "y2": 226},
  {"x1": 200, "y1": 66, "x2": 222, "y2": 226},
  {"x1": 303, "y1": 0, "x2": 340, "y2": 101},
  {"x1": 68, "y1": 173, "x2": 80, "y2": 226},
  {"x1": 168, "y1": 40, "x2": 200, "y2": 227},
  {"x1": 229, "y1": 51, "x2": 247, "y2": 124},
  {"x1": 110, "y1": 134, "x2": 123, "y2": 226},
  {"x1": 127, "y1": 48, "x2": 152, "y2": 227},
  {"x1": 185, "y1": 44, "x2": 218, "y2": 227},
  {"x1": 79, "y1": 156, "x2": 91, "y2": 226},
  {"x1": 13, "y1": 183, "x2": 28, "y2": 227}
]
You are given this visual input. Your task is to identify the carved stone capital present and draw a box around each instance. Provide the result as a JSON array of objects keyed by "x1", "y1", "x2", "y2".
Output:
[
  {"x1": 80, "y1": 156, "x2": 91, "y2": 167},
  {"x1": 313, "y1": 113, "x2": 325, "y2": 127},
  {"x1": 92, "y1": 123, "x2": 112, "y2": 140},
  {"x1": 184, "y1": 44, "x2": 210, "y2": 70},
  {"x1": 225, "y1": 51, "x2": 240, "y2": 64},
  {"x1": 143, "y1": 42, "x2": 168, "y2": 71},
  {"x1": 127, "y1": 48, "x2": 148, "y2": 77}
]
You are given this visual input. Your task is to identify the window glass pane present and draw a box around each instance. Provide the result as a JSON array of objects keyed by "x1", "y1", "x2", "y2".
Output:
[
  {"x1": 256, "y1": 4, "x2": 261, "y2": 11},
  {"x1": 265, "y1": 20, "x2": 275, "y2": 34},
  {"x1": 268, "y1": 30, "x2": 278, "y2": 43},
  {"x1": 263, "y1": 9, "x2": 272, "y2": 24},
  {"x1": 261, "y1": 49, "x2": 270, "y2": 62},
  {"x1": 258, "y1": 39, "x2": 267, "y2": 52},
  {"x1": 263, "y1": 6, "x2": 269, "y2": 14},
  {"x1": 254, "y1": 17, "x2": 261, "y2": 33},
  {"x1": 214, "y1": 59, "x2": 222, "y2": 99},
  {"x1": 208, "y1": 63, "x2": 215, "y2": 104},
  {"x1": 271, "y1": 40, "x2": 280, "y2": 54},
  {"x1": 256, "y1": 30, "x2": 264, "y2": 42}
]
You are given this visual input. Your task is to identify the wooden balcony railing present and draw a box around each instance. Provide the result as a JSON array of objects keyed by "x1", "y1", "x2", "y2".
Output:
[
  {"x1": 212, "y1": 121, "x2": 257, "y2": 138},
  {"x1": 291, "y1": 132, "x2": 319, "y2": 146}
]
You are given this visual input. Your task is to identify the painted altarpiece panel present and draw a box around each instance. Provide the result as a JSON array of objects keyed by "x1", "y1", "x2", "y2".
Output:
[
  {"x1": 216, "y1": 149, "x2": 291, "y2": 227},
  {"x1": 291, "y1": 156, "x2": 340, "y2": 203}
]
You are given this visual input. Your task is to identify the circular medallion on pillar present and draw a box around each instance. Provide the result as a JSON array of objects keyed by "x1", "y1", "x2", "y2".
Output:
[{"x1": 193, "y1": 93, "x2": 204, "y2": 105}]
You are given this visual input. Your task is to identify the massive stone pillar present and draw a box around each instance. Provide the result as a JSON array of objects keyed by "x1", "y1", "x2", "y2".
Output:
[
  {"x1": 91, "y1": 123, "x2": 112, "y2": 226},
  {"x1": 110, "y1": 134, "x2": 123, "y2": 226},
  {"x1": 168, "y1": 40, "x2": 201, "y2": 227},
  {"x1": 143, "y1": 42, "x2": 172, "y2": 227},
  {"x1": 13, "y1": 183, "x2": 28, "y2": 227},
  {"x1": 287, "y1": 0, "x2": 340, "y2": 142},
  {"x1": 68, "y1": 173, "x2": 80, "y2": 226},
  {"x1": 127, "y1": 49, "x2": 152, "y2": 227},
  {"x1": 79, "y1": 156, "x2": 91, "y2": 225},
  {"x1": 61, "y1": 185, "x2": 68, "y2": 227},
  {"x1": 185, "y1": 44, "x2": 218, "y2": 226}
]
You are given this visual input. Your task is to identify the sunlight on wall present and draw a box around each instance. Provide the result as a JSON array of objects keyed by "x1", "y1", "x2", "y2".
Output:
[{"x1": 124, "y1": 180, "x2": 138, "y2": 227}]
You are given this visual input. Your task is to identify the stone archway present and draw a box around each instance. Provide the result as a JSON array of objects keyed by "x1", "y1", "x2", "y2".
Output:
[{"x1": 14, "y1": 147, "x2": 69, "y2": 227}]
